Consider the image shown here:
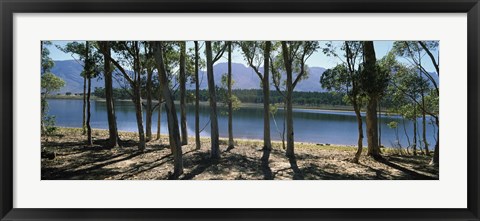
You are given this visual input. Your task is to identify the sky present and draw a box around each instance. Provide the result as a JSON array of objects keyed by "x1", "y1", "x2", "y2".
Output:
[{"x1": 46, "y1": 40, "x2": 438, "y2": 72}]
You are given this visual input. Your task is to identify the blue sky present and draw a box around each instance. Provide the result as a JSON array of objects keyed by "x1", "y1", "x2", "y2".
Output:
[{"x1": 46, "y1": 40, "x2": 438, "y2": 72}]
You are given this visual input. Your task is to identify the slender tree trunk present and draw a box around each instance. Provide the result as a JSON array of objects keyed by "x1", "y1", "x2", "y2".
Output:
[
  {"x1": 206, "y1": 41, "x2": 220, "y2": 159},
  {"x1": 153, "y1": 41, "x2": 183, "y2": 178},
  {"x1": 179, "y1": 41, "x2": 188, "y2": 145},
  {"x1": 82, "y1": 75, "x2": 87, "y2": 135},
  {"x1": 86, "y1": 76, "x2": 93, "y2": 146},
  {"x1": 133, "y1": 84, "x2": 146, "y2": 151},
  {"x1": 413, "y1": 117, "x2": 418, "y2": 155},
  {"x1": 378, "y1": 100, "x2": 382, "y2": 148},
  {"x1": 403, "y1": 118, "x2": 411, "y2": 154},
  {"x1": 430, "y1": 118, "x2": 439, "y2": 165},
  {"x1": 261, "y1": 41, "x2": 272, "y2": 161},
  {"x1": 156, "y1": 91, "x2": 162, "y2": 140},
  {"x1": 422, "y1": 92, "x2": 429, "y2": 155},
  {"x1": 102, "y1": 41, "x2": 119, "y2": 148},
  {"x1": 146, "y1": 69, "x2": 153, "y2": 142},
  {"x1": 227, "y1": 42, "x2": 234, "y2": 149},
  {"x1": 352, "y1": 101, "x2": 363, "y2": 163},
  {"x1": 281, "y1": 42, "x2": 295, "y2": 159},
  {"x1": 194, "y1": 41, "x2": 201, "y2": 150},
  {"x1": 85, "y1": 41, "x2": 93, "y2": 146}
]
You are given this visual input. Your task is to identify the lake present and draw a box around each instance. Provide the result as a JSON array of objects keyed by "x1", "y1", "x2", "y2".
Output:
[{"x1": 47, "y1": 99, "x2": 437, "y2": 149}]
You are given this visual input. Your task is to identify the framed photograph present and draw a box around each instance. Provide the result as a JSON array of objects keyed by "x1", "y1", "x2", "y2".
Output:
[{"x1": 1, "y1": 0, "x2": 479, "y2": 220}]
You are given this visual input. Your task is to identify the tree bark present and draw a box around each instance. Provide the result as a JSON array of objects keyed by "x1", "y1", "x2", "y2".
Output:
[
  {"x1": 430, "y1": 119, "x2": 439, "y2": 165},
  {"x1": 206, "y1": 41, "x2": 221, "y2": 159},
  {"x1": 156, "y1": 91, "x2": 162, "y2": 140},
  {"x1": 102, "y1": 41, "x2": 119, "y2": 148},
  {"x1": 366, "y1": 96, "x2": 379, "y2": 157},
  {"x1": 363, "y1": 41, "x2": 380, "y2": 159},
  {"x1": 145, "y1": 69, "x2": 153, "y2": 142},
  {"x1": 352, "y1": 100, "x2": 364, "y2": 163},
  {"x1": 179, "y1": 41, "x2": 188, "y2": 145},
  {"x1": 413, "y1": 113, "x2": 417, "y2": 155},
  {"x1": 133, "y1": 42, "x2": 145, "y2": 152},
  {"x1": 82, "y1": 75, "x2": 87, "y2": 135},
  {"x1": 153, "y1": 41, "x2": 183, "y2": 178},
  {"x1": 133, "y1": 84, "x2": 146, "y2": 151},
  {"x1": 227, "y1": 42, "x2": 234, "y2": 149},
  {"x1": 281, "y1": 42, "x2": 295, "y2": 159},
  {"x1": 422, "y1": 91, "x2": 429, "y2": 155},
  {"x1": 85, "y1": 41, "x2": 93, "y2": 146},
  {"x1": 194, "y1": 41, "x2": 201, "y2": 150},
  {"x1": 261, "y1": 41, "x2": 272, "y2": 162}
]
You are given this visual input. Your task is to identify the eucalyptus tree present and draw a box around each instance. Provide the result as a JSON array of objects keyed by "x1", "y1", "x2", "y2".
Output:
[
  {"x1": 152, "y1": 41, "x2": 183, "y2": 178},
  {"x1": 60, "y1": 41, "x2": 102, "y2": 146},
  {"x1": 360, "y1": 41, "x2": 390, "y2": 159},
  {"x1": 96, "y1": 41, "x2": 120, "y2": 147},
  {"x1": 58, "y1": 41, "x2": 88, "y2": 135},
  {"x1": 390, "y1": 62, "x2": 431, "y2": 155},
  {"x1": 321, "y1": 41, "x2": 365, "y2": 163},
  {"x1": 142, "y1": 42, "x2": 157, "y2": 142},
  {"x1": 205, "y1": 41, "x2": 227, "y2": 159},
  {"x1": 40, "y1": 41, "x2": 57, "y2": 134},
  {"x1": 41, "y1": 72, "x2": 65, "y2": 134},
  {"x1": 278, "y1": 41, "x2": 318, "y2": 158},
  {"x1": 194, "y1": 41, "x2": 201, "y2": 149},
  {"x1": 179, "y1": 41, "x2": 188, "y2": 145},
  {"x1": 239, "y1": 41, "x2": 272, "y2": 161},
  {"x1": 393, "y1": 41, "x2": 439, "y2": 164},
  {"x1": 100, "y1": 41, "x2": 146, "y2": 151}
]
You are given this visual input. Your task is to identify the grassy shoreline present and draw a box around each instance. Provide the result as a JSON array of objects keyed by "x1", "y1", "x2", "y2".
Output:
[{"x1": 53, "y1": 127, "x2": 400, "y2": 153}]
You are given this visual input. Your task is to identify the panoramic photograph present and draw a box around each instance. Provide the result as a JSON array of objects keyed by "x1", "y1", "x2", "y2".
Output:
[{"x1": 40, "y1": 40, "x2": 439, "y2": 180}]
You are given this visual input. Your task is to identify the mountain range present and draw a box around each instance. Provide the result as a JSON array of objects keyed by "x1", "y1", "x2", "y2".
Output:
[{"x1": 51, "y1": 60, "x2": 327, "y2": 93}]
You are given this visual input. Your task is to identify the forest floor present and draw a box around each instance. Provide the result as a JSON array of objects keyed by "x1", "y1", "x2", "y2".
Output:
[{"x1": 41, "y1": 128, "x2": 439, "y2": 180}]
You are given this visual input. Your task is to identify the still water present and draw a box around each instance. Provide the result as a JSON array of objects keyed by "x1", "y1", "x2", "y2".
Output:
[{"x1": 47, "y1": 99, "x2": 437, "y2": 148}]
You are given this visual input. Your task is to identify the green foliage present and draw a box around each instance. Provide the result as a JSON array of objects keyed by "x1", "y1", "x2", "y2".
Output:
[
  {"x1": 387, "y1": 121, "x2": 398, "y2": 129},
  {"x1": 43, "y1": 115, "x2": 58, "y2": 135},
  {"x1": 41, "y1": 41, "x2": 54, "y2": 74},
  {"x1": 41, "y1": 72, "x2": 65, "y2": 95},
  {"x1": 94, "y1": 87, "x2": 132, "y2": 100},
  {"x1": 218, "y1": 74, "x2": 241, "y2": 114}
]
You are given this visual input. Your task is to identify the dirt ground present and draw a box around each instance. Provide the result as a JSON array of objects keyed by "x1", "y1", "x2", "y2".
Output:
[{"x1": 41, "y1": 128, "x2": 439, "y2": 180}]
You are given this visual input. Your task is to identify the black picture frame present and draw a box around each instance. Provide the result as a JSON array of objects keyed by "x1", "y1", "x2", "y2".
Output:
[{"x1": 1, "y1": 0, "x2": 479, "y2": 220}]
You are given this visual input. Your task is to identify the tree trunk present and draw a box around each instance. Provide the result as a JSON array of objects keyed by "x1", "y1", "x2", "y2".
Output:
[
  {"x1": 206, "y1": 41, "x2": 220, "y2": 159},
  {"x1": 261, "y1": 41, "x2": 272, "y2": 162},
  {"x1": 430, "y1": 119, "x2": 439, "y2": 165},
  {"x1": 280, "y1": 42, "x2": 295, "y2": 159},
  {"x1": 378, "y1": 100, "x2": 382, "y2": 148},
  {"x1": 227, "y1": 42, "x2": 234, "y2": 149},
  {"x1": 352, "y1": 100, "x2": 363, "y2": 163},
  {"x1": 366, "y1": 96, "x2": 379, "y2": 158},
  {"x1": 194, "y1": 41, "x2": 201, "y2": 150},
  {"x1": 363, "y1": 41, "x2": 380, "y2": 159},
  {"x1": 85, "y1": 41, "x2": 93, "y2": 146},
  {"x1": 156, "y1": 91, "x2": 162, "y2": 140},
  {"x1": 413, "y1": 116, "x2": 418, "y2": 155},
  {"x1": 145, "y1": 69, "x2": 153, "y2": 142},
  {"x1": 82, "y1": 75, "x2": 87, "y2": 135},
  {"x1": 133, "y1": 84, "x2": 146, "y2": 151},
  {"x1": 103, "y1": 41, "x2": 119, "y2": 148},
  {"x1": 86, "y1": 76, "x2": 93, "y2": 146},
  {"x1": 179, "y1": 41, "x2": 188, "y2": 145},
  {"x1": 422, "y1": 92, "x2": 429, "y2": 155},
  {"x1": 153, "y1": 41, "x2": 183, "y2": 178}
]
